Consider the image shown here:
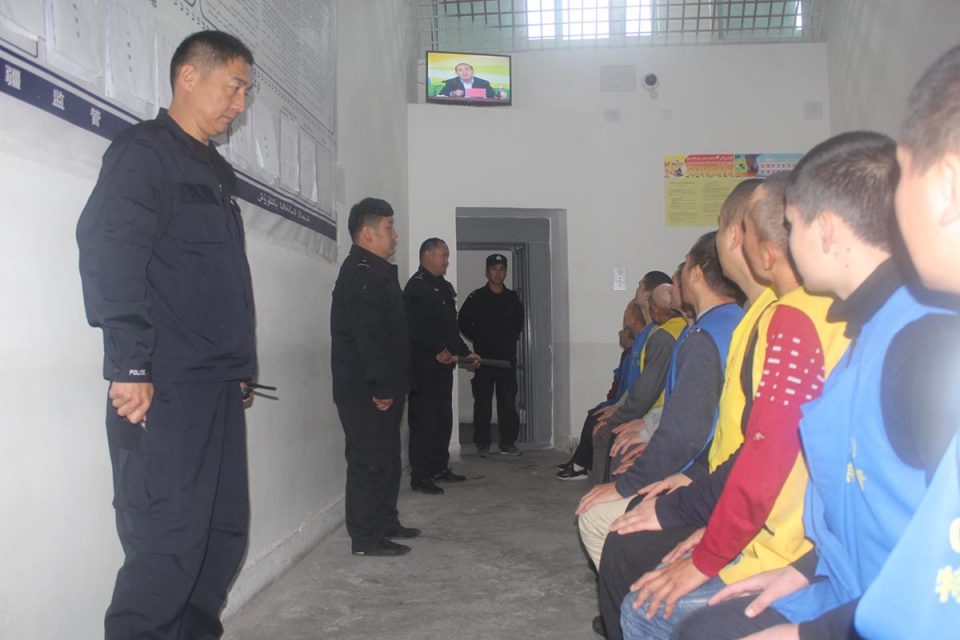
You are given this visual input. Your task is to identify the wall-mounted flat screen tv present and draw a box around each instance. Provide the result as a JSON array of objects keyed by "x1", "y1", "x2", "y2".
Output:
[{"x1": 426, "y1": 51, "x2": 512, "y2": 106}]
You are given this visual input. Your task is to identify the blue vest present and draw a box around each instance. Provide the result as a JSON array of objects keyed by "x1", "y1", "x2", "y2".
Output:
[
  {"x1": 665, "y1": 303, "x2": 743, "y2": 399},
  {"x1": 620, "y1": 323, "x2": 655, "y2": 399},
  {"x1": 854, "y1": 428, "x2": 960, "y2": 638},
  {"x1": 667, "y1": 303, "x2": 744, "y2": 471},
  {"x1": 774, "y1": 285, "x2": 950, "y2": 623}
]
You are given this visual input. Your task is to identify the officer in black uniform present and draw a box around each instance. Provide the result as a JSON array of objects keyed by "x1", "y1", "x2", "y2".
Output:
[
  {"x1": 331, "y1": 198, "x2": 420, "y2": 556},
  {"x1": 77, "y1": 31, "x2": 257, "y2": 638},
  {"x1": 404, "y1": 238, "x2": 480, "y2": 494},
  {"x1": 458, "y1": 253, "x2": 525, "y2": 456}
]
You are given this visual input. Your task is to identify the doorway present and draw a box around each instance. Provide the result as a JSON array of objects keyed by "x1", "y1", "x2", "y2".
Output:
[
  {"x1": 456, "y1": 243, "x2": 532, "y2": 450},
  {"x1": 455, "y1": 208, "x2": 569, "y2": 451}
]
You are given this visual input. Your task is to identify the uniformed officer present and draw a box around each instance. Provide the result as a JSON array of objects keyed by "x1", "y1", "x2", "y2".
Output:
[
  {"x1": 77, "y1": 31, "x2": 257, "y2": 638},
  {"x1": 458, "y1": 253, "x2": 525, "y2": 457},
  {"x1": 405, "y1": 238, "x2": 480, "y2": 494},
  {"x1": 331, "y1": 197, "x2": 420, "y2": 557}
]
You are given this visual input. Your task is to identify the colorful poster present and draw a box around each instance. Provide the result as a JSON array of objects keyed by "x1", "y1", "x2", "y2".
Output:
[{"x1": 664, "y1": 153, "x2": 803, "y2": 227}]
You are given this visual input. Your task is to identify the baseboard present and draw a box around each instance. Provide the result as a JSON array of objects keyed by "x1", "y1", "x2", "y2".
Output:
[{"x1": 222, "y1": 496, "x2": 345, "y2": 618}]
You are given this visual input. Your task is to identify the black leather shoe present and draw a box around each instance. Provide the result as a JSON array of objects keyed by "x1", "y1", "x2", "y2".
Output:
[
  {"x1": 351, "y1": 538, "x2": 411, "y2": 557},
  {"x1": 433, "y1": 468, "x2": 466, "y2": 482},
  {"x1": 592, "y1": 615, "x2": 607, "y2": 638},
  {"x1": 384, "y1": 525, "x2": 421, "y2": 539},
  {"x1": 411, "y1": 479, "x2": 445, "y2": 494}
]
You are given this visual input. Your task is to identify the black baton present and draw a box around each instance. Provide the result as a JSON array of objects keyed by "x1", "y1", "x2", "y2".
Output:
[{"x1": 458, "y1": 357, "x2": 511, "y2": 369}]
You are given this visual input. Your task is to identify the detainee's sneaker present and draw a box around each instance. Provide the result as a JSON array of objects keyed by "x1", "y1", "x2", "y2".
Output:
[
  {"x1": 499, "y1": 445, "x2": 522, "y2": 456},
  {"x1": 477, "y1": 445, "x2": 490, "y2": 458},
  {"x1": 556, "y1": 466, "x2": 588, "y2": 480}
]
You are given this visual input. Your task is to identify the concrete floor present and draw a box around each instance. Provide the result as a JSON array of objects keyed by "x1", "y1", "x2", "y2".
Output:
[{"x1": 222, "y1": 449, "x2": 599, "y2": 640}]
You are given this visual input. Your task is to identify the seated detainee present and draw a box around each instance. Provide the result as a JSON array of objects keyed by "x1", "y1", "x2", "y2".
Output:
[
  {"x1": 672, "y1": 131, "x2": 957, "y2": 639},
  {"x1": 576, "y1": 231, "x2": 745, "y2": 569},
  {"x1": 602, "y1": 266, "x2": 695, "y2": 482},
  {"x1": 593, "y1": 178, "x2": 769, "y2": 640},
  {"x1": 603, "y1": 265, "x2": 690, "y2": 482},
  {"x1": 558, "y1": 299, "x2": 651, "y2": 480},
  {"x1": 855, "y1": 44, "x2": 960, "y2": 638},
  {"x1": 592, "y1": 283, "x2": 687, "y2": 483},
  {"x1": 614, "y1": 173, "x2": 850, "y2": 640}
]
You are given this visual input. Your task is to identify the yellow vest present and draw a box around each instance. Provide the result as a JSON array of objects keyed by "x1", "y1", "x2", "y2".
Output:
[
  {"x1": 641, "y1": 316, "x2": 688, "y2": 409},
  {"x1": 708, "y1": 287, "x2": 778, "y2": 472},
  {"x1": 719, "y1": 286, "x2": 849, "y2": 584}
]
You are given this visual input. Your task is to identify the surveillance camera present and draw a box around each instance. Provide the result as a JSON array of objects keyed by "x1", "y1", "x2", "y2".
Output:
[{"x1": 642, "y1": 73, "x2": 659, "y2": 91}]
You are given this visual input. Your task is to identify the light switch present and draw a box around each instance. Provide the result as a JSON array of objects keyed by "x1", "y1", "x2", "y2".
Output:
[{"x1": 613, "y1": 266, "x2": 627, "y2": 291}]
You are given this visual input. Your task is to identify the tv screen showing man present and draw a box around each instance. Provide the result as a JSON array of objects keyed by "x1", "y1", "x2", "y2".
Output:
[
  {"x1": 426, "y1": 51, "x2": 511, "y2": 105},
  {"x1": 440, "y1": 63, "x2": 496, "y2": 98}
]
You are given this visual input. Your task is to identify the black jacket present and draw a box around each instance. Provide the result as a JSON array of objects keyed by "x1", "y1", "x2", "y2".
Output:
[
  {"x1": 77, "y1": 109, "x2": 256, "y2": 383},
  {"x1": 458, "y1": 285, "x2": 523, "y2": 361},
  {"x1": 331, "y1": 245, "x2": 410, "y2": 403},
  {"x1": 404, "y1": 267, "x2": 469, "y2": 374}
]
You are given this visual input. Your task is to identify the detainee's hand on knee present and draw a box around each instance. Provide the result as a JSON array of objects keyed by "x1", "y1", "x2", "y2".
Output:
[
  {"x1": 661, "y1": 527, "x2": 704, "y2": 564},
  {"x1": 608, "y1": 494, "x2": 661, "y2": 535},
  {"x1": 707, "y1": 565, "x2": 809, "y2": 618},
  {"x1": 612, "y1": 444, "x2": 646, "y2": 475},
  {"x1": 610, "y1": 431, "x2": 646, "y2": 458},
  {"x1": 612, "y1": 417, "x2": 645, "y2": 437},
  {"x1": 575, "y1": 482, "x2": 621, "y2": 515},
  {"x1": 109, "y1": 381, "x2": 154, "y2": 425},
  {"x1": 636, "y1": 472, "x2": 692, "y2": 501}
]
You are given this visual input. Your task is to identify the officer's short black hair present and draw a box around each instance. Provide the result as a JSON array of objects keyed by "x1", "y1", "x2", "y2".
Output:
[
  {"x1": 348, "y1": 197, "x2": 394, "y2": 241},
  {"x1": 687, "y1": 231, "x2": 744, "y2": 304},
  {"x1": 901, "y1": 44, "x2": 960, "y2": 173},
  {"x1": 170, "y1": 30, "x2": 254, "y2": 90},
  {"x1": 786, "y1": 131, "x2": 898, "y2": 251},
  {"x1": 640, "y1": 270, "x2": 672, "y2": 291},
  {"x1": 419, "y1": 237, "x2": 446, "y2": 257}
]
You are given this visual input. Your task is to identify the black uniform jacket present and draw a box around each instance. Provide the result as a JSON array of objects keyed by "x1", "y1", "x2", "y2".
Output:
[
  {"x1": 403, "y1": 267, "x2": 470, "y2": 376},
  {"x1": 77, "y1": 109, "x2": 256, "y2": 383},
  {"x1": 331, "y1": 245, "x2": 410, "y2": 403},
  {"x1": 458, "y1": 285, "x2": 524, "y2": 362}
]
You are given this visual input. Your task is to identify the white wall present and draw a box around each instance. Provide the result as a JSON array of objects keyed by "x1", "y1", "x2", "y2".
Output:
[
  {"x1": 408, "y1": 43, "x2": 832, "y2": 447},
  {"x1": 0, "y1": 1, "x2": 419, "y2": 637},
  {"x1": 824, "y1": 0, "x2": 960, "y2": 137}
]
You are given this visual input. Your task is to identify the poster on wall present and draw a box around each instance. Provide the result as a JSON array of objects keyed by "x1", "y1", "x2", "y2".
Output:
[
  {"x1": 0, "y1": 0, "x2": 337, "y2": 258},
  {"x1": 663, "y1": 153, "x2": 803, "y2": 227}
]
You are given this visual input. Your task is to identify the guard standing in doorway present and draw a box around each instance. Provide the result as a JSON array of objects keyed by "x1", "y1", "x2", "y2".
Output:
[
  {"x1": 332, "y1": 198, "x2": 420, "y2": 556},
  {"x1": 458, "y1": 254, "x2": 525, "y2": 456},
  {"x1": 77, "y1": 31, "x2": 257, "y2": 638},
  {"x1": 405, "y1": 238, "x2": 480, "y2": 494}
]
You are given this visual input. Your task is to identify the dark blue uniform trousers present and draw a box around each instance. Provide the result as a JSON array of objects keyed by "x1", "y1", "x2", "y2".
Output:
[
  {"x1": 105, "y1": 381, "x2": 248, "y2": 640},
  {"x1": 336, "y1": 397, "x2": 403, "y2": 547},
  {"x1": 471, "y1": 365, "x2": 520, "y2": 450},
  {"x1": 408, "y1": 366, "x2": 454, "y2": 482}
]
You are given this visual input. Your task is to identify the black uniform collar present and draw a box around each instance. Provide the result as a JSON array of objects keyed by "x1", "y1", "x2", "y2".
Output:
[
  {"x1": 350, "y1": 244, "x2": 394, "y2": 270},
  {"x1": 485, "y1": 282, "x2": 510, "y2": 294},
  {"x1": 417, "y1": 266, "x2": 445, "y2": 283},
  {"x1": 157, "y1": 108, "x2": 230, "y2": 175},
  {"x1": 827, "y1": 258, "x2": 902, "y2": 339}
]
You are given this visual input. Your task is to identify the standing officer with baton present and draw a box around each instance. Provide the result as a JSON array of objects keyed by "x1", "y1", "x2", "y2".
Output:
[{"x1": 405, "y1": 238, "x2": 480, "y2": 494}]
